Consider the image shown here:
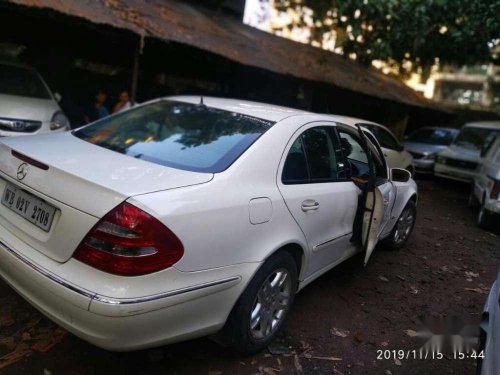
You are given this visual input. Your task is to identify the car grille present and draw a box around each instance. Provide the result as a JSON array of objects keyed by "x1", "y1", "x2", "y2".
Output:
[
  {"x1": 442, "y1": 157, "x2": 478, "y2": 170},
  {"x1": 409, "y1": 151, "x2": 424, "y2": 159},
  {"x1": 0, "y1": 117, "x2": 42, "y2": 133}
]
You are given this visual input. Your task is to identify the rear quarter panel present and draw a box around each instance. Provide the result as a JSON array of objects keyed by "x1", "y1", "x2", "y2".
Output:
[{"x1": 130, "y1": 116, "x2": 321, "y2": 275}]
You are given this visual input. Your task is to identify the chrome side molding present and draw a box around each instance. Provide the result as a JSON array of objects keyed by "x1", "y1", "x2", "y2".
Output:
[{"x1": 0, "y1": 239, "x2": 240, "y2": 306}]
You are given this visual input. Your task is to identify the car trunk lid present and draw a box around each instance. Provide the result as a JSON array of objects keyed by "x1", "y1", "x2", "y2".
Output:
[{"x1": 0, "y1": 132, "x2": 213, "y2": 262}]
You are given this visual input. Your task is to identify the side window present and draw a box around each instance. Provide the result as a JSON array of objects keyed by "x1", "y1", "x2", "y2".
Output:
[
  {"x1": 282, "y1": 137, "x2": 309, "y2": 184},
  {"x1": 338, "y1": 131, "x2": 370, "y2": 180},
  {"x1": 282, "y1": 126, "x2": 339, "y2": 184},
  {"x1": 364, "y1": 131, "x2": 388, "y2": 180}
]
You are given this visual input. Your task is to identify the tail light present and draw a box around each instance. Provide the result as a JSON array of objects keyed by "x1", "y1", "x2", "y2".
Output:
[
  {"x1": 73, "y1": 202, "x2": 183, "y2": 276},
  {"x1": 491, "y1": 180, "x2": 500, "y2": 201}
]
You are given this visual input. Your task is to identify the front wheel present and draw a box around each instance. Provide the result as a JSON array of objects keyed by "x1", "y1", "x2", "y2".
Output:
[
  {"x1": 468, "y1": 183, "x2": 479, "y2": 208},
  {"x1": 382, "y1": 201, "x2": 416, "y2": 250},
  {"x1": 225, "y1": 251, "x2": 297, "y2": 354}
]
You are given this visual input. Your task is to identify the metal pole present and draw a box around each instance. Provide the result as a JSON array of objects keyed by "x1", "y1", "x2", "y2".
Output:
[{"x1": 131, "y1": 34, "x2": 145, "y2": 104}]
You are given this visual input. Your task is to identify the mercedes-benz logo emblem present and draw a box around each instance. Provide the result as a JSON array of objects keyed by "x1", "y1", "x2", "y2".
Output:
[{"x1": 16, "y1": 163, "x2": 29, "y2": 181}]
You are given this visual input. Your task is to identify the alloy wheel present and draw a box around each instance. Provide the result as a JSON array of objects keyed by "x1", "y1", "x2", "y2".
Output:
[
  {"x1": 394, "y1": 207, "x2": 415, "y2": 245},
  {"x1": 250, "y1": 268, "x2": 292, "y2": 340}
]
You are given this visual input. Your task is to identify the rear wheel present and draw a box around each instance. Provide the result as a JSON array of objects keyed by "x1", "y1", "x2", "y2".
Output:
[
  {"x1": 382, "y1": 201, "x2": 416, "y2": 250},
  {"x1": 226, "y1": 251, "x2": 297, "y2": 354},
  {"x1": 477, "y1": 201, "x2": 492, "y2": 229}
]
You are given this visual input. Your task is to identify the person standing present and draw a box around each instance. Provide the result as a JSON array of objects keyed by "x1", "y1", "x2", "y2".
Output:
[
  {"x1": 113, "y1": 90, "x2": 132, "y2": 113},
  {"x1": 84, "y1": 90, "x2": 109, "y2": 123}
]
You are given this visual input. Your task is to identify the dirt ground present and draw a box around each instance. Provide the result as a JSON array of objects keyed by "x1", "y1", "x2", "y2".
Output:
[{"x1": 0, "y1": 178, "x2": 499, "y2": 375}]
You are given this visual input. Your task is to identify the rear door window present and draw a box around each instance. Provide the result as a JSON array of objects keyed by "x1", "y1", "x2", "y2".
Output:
[
  {"x1": 74, "y1": 100, "x2": 274, "y2": 173},
  {"x1": 282, "y1": 126, "x2": 342, "y2": 184}
]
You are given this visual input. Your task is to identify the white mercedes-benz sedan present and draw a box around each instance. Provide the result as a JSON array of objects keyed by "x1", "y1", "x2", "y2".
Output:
[{"x1": 0, "y1": 97, "x2": 417, "y2": 353}]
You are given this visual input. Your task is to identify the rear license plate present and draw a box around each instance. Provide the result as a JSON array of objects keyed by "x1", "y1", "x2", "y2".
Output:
[{"x1": 1, "y1": 184, "x2": 56, "y2": 232}]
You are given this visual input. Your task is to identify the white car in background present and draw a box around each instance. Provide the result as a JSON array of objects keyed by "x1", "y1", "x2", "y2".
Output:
[
  {"x1": 470, "y1": 135, "x2": 500, "y2": 228},
  {"x1": 353, "y1": 121, "x2": 414, "y2": 175},
  {"x1": 435, "y1": 122, "x2": 500, "y2": 182},
  {"x1": 403, "y1": 127, "x2": 459, "y2": 174},
  {"x1": 0, "y1": 97, "x2": 417, "y2": 352},
  {"x1": 0, "y1": 61, "x2": 70, "y2": 137}
]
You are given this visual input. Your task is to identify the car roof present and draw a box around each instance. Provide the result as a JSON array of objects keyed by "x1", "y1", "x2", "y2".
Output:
[
  {"x1": 167, "y1": 96, "x2": 311, "y2": 122},
  {"x1": 166, "y1": 96, "x2": 381, "y2": 131},
  {"x1": 463, "y1": 121, "x2": 500, "y2": 130}
]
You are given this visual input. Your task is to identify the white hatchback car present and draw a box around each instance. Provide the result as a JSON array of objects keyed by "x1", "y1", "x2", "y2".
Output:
[
  {"x1": 0, "y1": 97, "x2": 417, "y2": 352},
  {"x1": 0, "y1": 61, "x2": 70, "y2": 137},
  {"x1": 470, "y1": 135, "x2": 500, "y2": 228}
]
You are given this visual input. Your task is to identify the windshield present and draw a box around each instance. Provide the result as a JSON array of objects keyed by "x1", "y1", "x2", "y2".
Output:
[
  {"x1": 74, "y1": 100, "x2": 273, "y2": 173},
  {"x1": 406, "y1": 128, "x2": 458, "y2": 145},
  {"x1": 453, "y1": 127, "x2": 500, "y2": 152},
  {"x1": 0, "y1": 64, "x2": 51, "y2": 99}
]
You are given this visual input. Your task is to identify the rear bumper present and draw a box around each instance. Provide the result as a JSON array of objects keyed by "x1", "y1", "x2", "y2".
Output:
[
  {"x1": 0, "y1": 232, "x2": 258, "y2": 351},
  {"x1": 434, "y1": 163, "x2": 475, "y2": 182}
]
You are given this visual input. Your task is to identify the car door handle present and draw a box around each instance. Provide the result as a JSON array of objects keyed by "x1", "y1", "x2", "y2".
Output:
[{"x1": 301, "y1": 200, "x2": 319, "y2": 212}]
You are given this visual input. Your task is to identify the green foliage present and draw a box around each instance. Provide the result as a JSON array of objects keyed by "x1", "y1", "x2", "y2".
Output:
[{"x1": 275, "y1": 0, "x2": 499, "y2": 74}]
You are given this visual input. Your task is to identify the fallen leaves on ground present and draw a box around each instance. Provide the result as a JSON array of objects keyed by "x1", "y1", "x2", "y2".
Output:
[
  {"x1": 0, "y1": 319, "x2": 67, "y2": 370},
  {"x1": 464, "y1": 286, "x2": 489, "y2": 295},
  {"x1": 330, "y1": 327, "x2": 350, "y2": 338}
]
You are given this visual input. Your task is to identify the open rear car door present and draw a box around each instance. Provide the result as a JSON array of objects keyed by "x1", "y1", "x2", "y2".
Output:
[{"x1": 356, "y1": 125, "x2": 385, "y2": 266}]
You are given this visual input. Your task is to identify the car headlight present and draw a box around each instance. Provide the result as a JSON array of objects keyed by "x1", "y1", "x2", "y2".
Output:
[{"x1": 50, "y1": 111, "x2": 70, "y2": 131}]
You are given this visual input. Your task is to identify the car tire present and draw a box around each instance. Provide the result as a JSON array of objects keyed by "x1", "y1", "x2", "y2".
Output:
[
  {"x1": 225, "y1": 251, "x2": 298, "y2": 354},
  {"x1": 468, "y1": 181, "x2": 480, "y2": 208},
  {"x1": 477, "y1": 201, "x2": 492, "y2": 229},
  {"x1": 382, "y1": 201, "x2": 416, "y2": 250},
  {"x1": 468, "y1": 188, "x2": 479, "y2": 208}
]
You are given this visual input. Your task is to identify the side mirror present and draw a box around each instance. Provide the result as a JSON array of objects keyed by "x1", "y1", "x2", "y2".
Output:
[
  {"x1": 391, "y1": 168, "x2": 411, "y2": 183},
  {"x1": 54, "y1": 92, "x2": 62, "y2": 102}
]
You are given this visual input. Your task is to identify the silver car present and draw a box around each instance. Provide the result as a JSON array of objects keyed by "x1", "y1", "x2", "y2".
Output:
[
  {"x1": 404, "y1": 127, "x2": 459, "y2": 174},
  {"x1": 0, "y1": 61, "x2": 69, "y2": 137}
]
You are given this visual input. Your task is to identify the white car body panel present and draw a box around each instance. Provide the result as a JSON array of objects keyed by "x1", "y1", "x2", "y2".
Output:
[
  {"x1": 435, "y1": 122, "x2": 500, "y2": 182},
  {"x1": 331, "y1": 116, "x2": 414, "y2": 172},
  {"x1": 0, "y1": 134, "x2": 213, "y2": 217},
  {"x1": 382, "y1": 146, "x2": 413, "y2": 171},
  {"x1": 0, "y1": 97, "x2": 417, "y2": 351},
  {"x1": 473, "y1": 136, "x2": 500, "y2": 216},
  {"x1": 480, "y1": 270, "x2": 500, "y2": 375}
]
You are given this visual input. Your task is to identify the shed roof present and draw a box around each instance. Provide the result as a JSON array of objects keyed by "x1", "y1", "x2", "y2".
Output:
[{"x1": 6, "y1": 0, "x2": 437, "y2": 109}]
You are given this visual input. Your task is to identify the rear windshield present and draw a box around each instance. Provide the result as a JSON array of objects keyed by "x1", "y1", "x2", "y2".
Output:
[
  {"x1": 0, "y1": 64, "x2": 51, "y2": 99},
  {"x1": 407, "y1": 128, "x2": 458, "y2": 145},
  {"x1": 73, "y1": 100, "x2": 273, "y2": 173}
]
